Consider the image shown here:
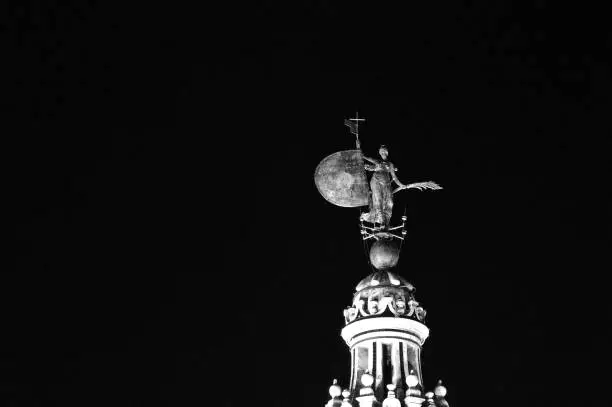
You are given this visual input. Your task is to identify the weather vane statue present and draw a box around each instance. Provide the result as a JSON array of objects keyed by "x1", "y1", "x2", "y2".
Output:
[{"x1": 314, "y1": 114, "x2": 442, "y2": 270}]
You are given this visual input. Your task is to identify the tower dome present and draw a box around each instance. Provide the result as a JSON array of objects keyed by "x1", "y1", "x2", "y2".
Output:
[
  {"x1": 343, "y1": 271, "x2": 427, "y2": 325},
  {"x1": 355, "y1": 270, "x2": 414, "y2": 292}
]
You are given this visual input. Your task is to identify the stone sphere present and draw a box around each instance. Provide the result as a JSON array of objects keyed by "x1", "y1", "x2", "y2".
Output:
[
  {"x1": 329, "y1": 379, "x2": 342, "y2": 397},
  {"x1": 361, "y1": 372, "x2": 374, "y2": 387},
  {"x1": 369, "y1": 239, "x2": 400, "y2": 269},
  {"x1": 434, "y1": 381, "x2": 447, "y2": 397},
  {"x1": 406, "y1": 374, "x2": 419, "y2": 387}
]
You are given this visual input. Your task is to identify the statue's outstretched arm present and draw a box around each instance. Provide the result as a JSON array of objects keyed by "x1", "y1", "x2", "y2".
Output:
[{"x1": 393, "y1": 181, "x2": 443, "y2": 194}]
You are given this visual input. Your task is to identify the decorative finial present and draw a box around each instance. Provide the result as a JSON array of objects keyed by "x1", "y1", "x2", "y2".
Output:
[
  {"x1": 341, "y1": 389, "x2": 352, "y2": 407},
  {"x1": 329, "y1": 379, "x2": 342, "y2": 398},
  {"x1": 406, "y1": 371, "x2": 419, "y2": 387},
  {"x1": 360, "y1": 371, "x2": 374, "y2": 387},
  {"x1": 433, "y1": 380, "x2": 449, "y2": 407},
  {"x1": 434, "y1": 380, "x2": 447, "y2": 398},
  {"x1": 382, "y1": 383, "x2": 400, "y2": 407},
  {"x1": 358, "y1": 370, "x2": 375, "y2": 397},
  {"x1": 405, "y1": 370, "x2": 420, "y2": 397}
]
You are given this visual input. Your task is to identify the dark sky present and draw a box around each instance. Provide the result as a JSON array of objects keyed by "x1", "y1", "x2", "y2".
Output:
[{"x1": 4, "y1": 1, "x2": 611, "y2": 406}]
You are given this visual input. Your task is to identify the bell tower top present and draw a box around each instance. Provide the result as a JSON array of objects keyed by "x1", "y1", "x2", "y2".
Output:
[{"x1": 317, "y1": 117, "x2": 450, "y2": 407}]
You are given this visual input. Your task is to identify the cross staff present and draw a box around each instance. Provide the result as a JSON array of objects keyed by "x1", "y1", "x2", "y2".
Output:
[{"x1": 344, "y1": 112, "x2": 365, "y2": 149}]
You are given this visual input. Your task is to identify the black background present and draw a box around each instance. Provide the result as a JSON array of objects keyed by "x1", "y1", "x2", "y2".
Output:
[{"x1": 4, "y1": 1, "x2": 610, "y2": 406}]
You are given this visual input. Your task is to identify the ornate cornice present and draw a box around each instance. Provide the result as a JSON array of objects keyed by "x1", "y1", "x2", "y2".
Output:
[{"x1": 343, "y1": 284, "x2": 426, "y2": 325}]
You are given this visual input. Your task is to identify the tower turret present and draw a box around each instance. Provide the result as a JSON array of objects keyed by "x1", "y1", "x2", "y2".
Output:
[
  {"x1": 341, "y1": 270, "x2": 429, "y2": 406},
  {"x1": 315, "y1": 116, "x2": 448, "y2": 407}
]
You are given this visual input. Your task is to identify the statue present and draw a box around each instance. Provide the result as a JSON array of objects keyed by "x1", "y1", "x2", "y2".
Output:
[
  {"x1": 313, "y1": 115, "x2": 442, "y2": 271},
  {"x1": 360, "y1": 145, "x2": 441, "y2": 228}
]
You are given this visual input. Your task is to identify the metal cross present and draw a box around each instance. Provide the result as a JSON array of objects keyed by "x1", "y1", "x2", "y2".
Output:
[{"x1": 345, "y1": 112, "x2": 366, "y2": 149}]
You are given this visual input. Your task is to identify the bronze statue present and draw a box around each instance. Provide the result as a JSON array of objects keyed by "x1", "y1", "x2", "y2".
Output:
[
  {"x1": 314, "y1": 115, "x2": 442, "y2": 270},
  {"x1": 360, "y1": 145, "x2": 441, "y2": 227}
]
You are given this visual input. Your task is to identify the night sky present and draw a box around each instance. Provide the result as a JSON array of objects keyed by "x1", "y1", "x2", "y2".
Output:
[{"x1": 4, "y1": 2, "x2": 611, "y2": 406}]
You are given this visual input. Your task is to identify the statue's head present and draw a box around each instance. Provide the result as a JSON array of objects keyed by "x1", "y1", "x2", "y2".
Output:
[{"x1": 379, "y1": 145, "x2": 388, "y2": 159}]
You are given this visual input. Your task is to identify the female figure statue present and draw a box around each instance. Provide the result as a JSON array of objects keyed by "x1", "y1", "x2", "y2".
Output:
[
  {"x1": 360, "y1": 145, "x2": 441, "y2": 228},
  {"x1": 361, "y1": 145, "x2": 403, "y2": 226}
]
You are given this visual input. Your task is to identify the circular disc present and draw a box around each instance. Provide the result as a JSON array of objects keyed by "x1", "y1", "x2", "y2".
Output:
[{"x1": 314, "y1": 149, "x2": 369, "y2": 208}]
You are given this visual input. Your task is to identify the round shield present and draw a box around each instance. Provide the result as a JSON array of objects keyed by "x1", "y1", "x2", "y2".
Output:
[{"x1": 314, "y1": 149, "x2": 370, "y2": 207}]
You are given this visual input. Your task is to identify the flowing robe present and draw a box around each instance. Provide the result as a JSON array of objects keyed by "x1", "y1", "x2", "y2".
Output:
[{"x1": 362, "y1": 161, "x2": 394, "y2": 226}]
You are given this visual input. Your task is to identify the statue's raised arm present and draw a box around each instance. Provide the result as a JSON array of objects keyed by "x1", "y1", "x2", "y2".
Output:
[{"x1": 362, "y1": 155, "x2": 379, "y2": 172}]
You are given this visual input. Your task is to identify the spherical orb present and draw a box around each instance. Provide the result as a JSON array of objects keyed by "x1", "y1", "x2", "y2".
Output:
[
  {"x1": 425, "y1": 392, "x2": 434, "y2": 399},
  {"x1": 329, "y1": 379, "x2": 342, "y2": 397},
  {"x1": 369, "y1": 239, "x2": 400, "y2": 270},
  {"x1": 386, "y1": 384, "x2": 396, "y2": 391},
  {"x1": 361, "y1": 372, "x2": 374, "y2": 387},
  {"x1": 434, "y1": 380, "x2": 447, "y2": 397},
  {"x1": 342, "y1": 389, "x2": 351, "y2": 399},
  {"x1": 406, "y1": 374, "x2": 419, "y2": 387}
]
